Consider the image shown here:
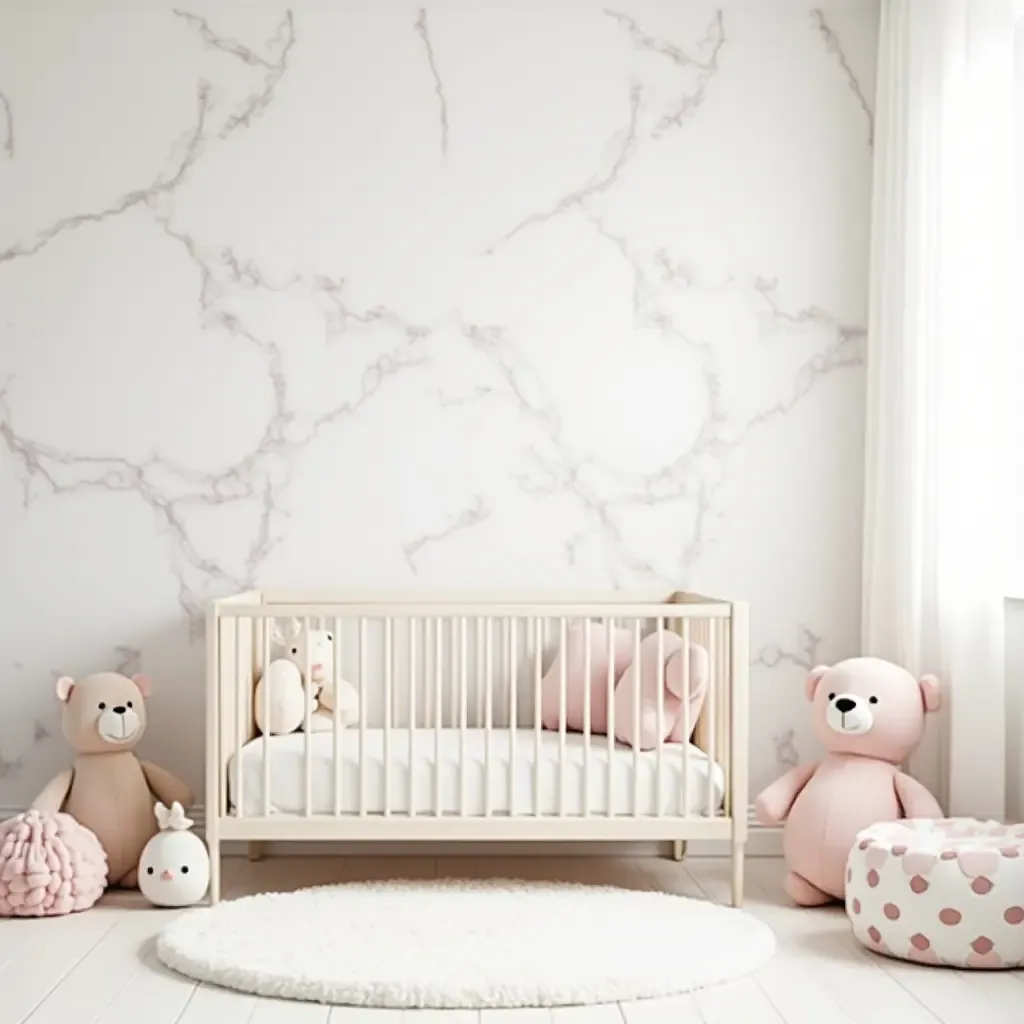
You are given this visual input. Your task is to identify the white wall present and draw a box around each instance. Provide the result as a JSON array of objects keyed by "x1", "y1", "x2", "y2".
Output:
[{"x1": 0, "y1": 0, "x2": 878, "y2": 806}]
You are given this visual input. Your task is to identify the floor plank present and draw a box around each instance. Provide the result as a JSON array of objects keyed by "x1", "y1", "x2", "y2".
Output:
[
  {"x1": 549, "y1": 1007, "x2": 622, "y2": 1024},
  {"x1": 328, "y1": 1011, "x2": 405, "y2": 1023},
  {"x1": 620, "y1": 994, "x2": 705, "y2": 1023},
  {"x1": 249, "y1": 998, "x2": 331, "y2": 1022},
  {"x1": 480, "y1": 1010, "x2": 553, "y2": 1023},
  {"x1": 2, "y1": 908, "x2": 123, "y2": 1024},
  {"x1": 693, "y1": 976, "x2": 784, "y2": 1024},
  {"x1": 1, "y1": 855, "x2": 1020, "y2": 1024}
]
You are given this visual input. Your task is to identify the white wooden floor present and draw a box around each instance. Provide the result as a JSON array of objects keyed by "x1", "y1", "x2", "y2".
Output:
[{"x1": 2, "y1": 855, "x2": 1022, "y2": 1024}]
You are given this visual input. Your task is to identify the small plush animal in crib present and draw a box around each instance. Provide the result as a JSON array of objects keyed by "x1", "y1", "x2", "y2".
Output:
[
  {"x1": 138, "y1": 801, "x2": 210, "y2": 907},
  {"x1": 254, "y1": 619, "x2": 360, "y2": 735}
]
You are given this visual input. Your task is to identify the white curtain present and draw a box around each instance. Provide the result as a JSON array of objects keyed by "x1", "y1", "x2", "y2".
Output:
[{"x1": 862, "y1": 0, "x2": 1015, "y2": 820}]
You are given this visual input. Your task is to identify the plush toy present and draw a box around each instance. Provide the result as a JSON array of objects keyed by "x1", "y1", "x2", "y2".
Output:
[
  {"x1": 139, "y1": 801, "x2": 210, "y2": 907},
  {"x1": 253, "y1": 658, "x2": 315, "y2": 736},
  {"x1": 755, "y1": 656, "x2": 943, "y2": 906},
  {"x1": 540, "y1": 623, "x2": 636, "y2": 735},
  {"x1": 31, "y1": 672, "x2": 193, "y2": 889},
  {"x1": 612, "y1": 631, "x2": 709, "y2": 750},
  {"x1": 540, "y1": 623, "x2": 708, "y2": 746},
  {"x1": 255, "y1": 619, "x2": 360, "y2": 736},
  {"x1": 276, "y1": 620, "x2": 359, "y2": 728}
]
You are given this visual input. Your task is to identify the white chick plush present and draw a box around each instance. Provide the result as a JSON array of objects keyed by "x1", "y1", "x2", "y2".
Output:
[
  {"x1": 275, "y1": 619, "x2": 360, "y2": 730},
  {"x1": 138, "y1": 801, "x2": 210, "y2": 907}
]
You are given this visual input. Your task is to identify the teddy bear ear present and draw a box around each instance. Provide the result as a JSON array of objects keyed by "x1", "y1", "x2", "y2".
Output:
[
  {"x1": 55, "y1": 676, "x2": 75, "y2": 702},
  {"x1": 131, "y1": 673, "x2": 152, "y2": 697},
  {"x1": 918, "y1": 674, "x2": 941, "y2": 712},
  {"x1": 804, "y1": 665, "x2": 830, "y2": 702}
]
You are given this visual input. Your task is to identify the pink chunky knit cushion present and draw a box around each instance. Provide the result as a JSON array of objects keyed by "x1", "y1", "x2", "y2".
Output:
[{"x1": 0, "y1": 810, "x2": 108, "y2": 916}]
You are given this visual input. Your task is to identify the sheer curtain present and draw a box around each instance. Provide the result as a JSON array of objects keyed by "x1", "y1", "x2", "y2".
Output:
[{"x1": 862, "y1": 0, "x2": 1015, "y2": 820}]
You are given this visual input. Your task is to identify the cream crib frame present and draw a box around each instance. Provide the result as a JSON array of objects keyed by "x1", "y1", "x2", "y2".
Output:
[{"x1": 205, "y1": 590, "x2": 750, "y2": 905}]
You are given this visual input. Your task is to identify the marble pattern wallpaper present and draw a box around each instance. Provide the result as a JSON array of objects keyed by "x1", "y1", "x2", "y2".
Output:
[{"x1": 0, "y1": 0, "x2": 877, "y2": 805}]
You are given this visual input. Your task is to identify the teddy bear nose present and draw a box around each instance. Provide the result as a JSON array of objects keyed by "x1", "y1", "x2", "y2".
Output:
[
  {"x1": 835, "y1": 697, "x2": 856, "y2": 713},
  {"x1": 112, "y1": 705, "x2": 126, "y2": 715}
]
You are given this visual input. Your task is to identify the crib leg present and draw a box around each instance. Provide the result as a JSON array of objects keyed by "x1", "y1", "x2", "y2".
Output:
[
  {"x1": 208, "y1": 834, "x2": 221, "y2": 905},
  {"x1": 731, "y1": 842, "x2": 745, "y2": 907},
  {"x1": 248, "y1": 841, "x2": 266, "y2": 862},
  {"x1": 672, "y1": 840, "x2": 687, "y2": 862}
]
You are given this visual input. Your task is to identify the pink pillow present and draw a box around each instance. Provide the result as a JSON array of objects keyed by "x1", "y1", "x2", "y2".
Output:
[
  {"x1": 540, "y1": 623, "x2": 634, "y2": 735},
  {"x1": 612, "y1": 632, "x2": 709, "y2": 750},
  {"x1": 0, "y1": 810, "x2": 107, "y2": 916}
]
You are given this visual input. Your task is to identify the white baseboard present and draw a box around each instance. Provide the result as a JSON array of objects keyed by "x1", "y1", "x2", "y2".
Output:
[{"x1": 2, "y1": 805, "x2": 781, "y2": 859}]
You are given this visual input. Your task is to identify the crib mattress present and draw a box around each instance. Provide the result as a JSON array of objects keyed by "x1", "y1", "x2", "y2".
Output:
[{"x1": 227, "y1": 728, "x2": 725, "y2": 818}]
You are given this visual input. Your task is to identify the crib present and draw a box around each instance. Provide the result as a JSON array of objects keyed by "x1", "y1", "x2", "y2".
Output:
[{"x1": 205, "y1": 590, "x2": 750, "y2": 905}]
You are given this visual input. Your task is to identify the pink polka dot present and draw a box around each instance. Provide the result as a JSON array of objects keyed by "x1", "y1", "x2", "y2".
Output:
[
  {"x1": 907, "y1": 945, "x2": 942, "y2": 965},
  {"x1": 847, "y1": 867, "x2": 852, "y2": 884},
  {"x1": 867, "y1": 925, "x2": 882, "y2": 944},
  {"x1": 910, "y1": 875, "x2": 929, "y2": 894},
  {"x1": 971, "y1": 936, "x2": 994, "y2": 955},
  {"x1": 967, "y1": 950, "x2": 1003, "y2": 969},
  {"x1": 999, "y1": 846, "x2": 1020, "y2": 859},
  {"x1": 852, "y1": 898, "x2": 861, "y2": 915},
  {"x1": 867, "y1": 870, "x2": 880, "y2": 888},
  {"x1": 910, "y1": 933, "x2": 931, "y2": 951},
  {"x1": 891, "y1": 844, "x2": 907, "y2": 856},
  {"x1": 939, "y1": 908, "x2": 962, "y2": 926},
  {"x1": 1004, "y1": 906, "x2": 1024, "y2": 925},
  {"x1": 971, "y1": 877, "x2": 994, "y2": 895},
  {"x1": 940, "y1": 849, "x2": 958, "y2": 861},
  {"x1": 884, "y1": 903, "x2": 901, "y2": 920}
]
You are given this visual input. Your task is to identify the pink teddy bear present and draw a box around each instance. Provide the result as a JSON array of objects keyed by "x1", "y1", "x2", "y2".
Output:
[{"x1": 755, "y1": 656, "x2": 943, "y2": 906}]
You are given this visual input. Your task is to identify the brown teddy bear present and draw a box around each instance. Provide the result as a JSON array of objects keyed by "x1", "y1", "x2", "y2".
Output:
[{"x1": 31, "y1": 671, "x2": 193, "y2": 889}]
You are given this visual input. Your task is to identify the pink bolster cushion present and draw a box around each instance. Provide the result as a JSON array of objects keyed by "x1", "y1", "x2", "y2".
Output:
[
  {"x1": 612, "y1": 632, "x2": 710, "y2": 750},
  {"x1": 539, "y1": 623, "x2": 634, "y2": 735}
]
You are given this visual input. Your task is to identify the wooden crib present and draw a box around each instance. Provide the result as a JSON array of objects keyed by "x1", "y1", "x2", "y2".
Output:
[{"x1": 205, "y1": 590, "x2": 750, "y2": 904}]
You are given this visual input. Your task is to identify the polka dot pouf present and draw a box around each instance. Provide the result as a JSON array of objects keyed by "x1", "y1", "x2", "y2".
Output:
[{"x1": 846, "y1": 818, "x2": 1024, "y2": 969}]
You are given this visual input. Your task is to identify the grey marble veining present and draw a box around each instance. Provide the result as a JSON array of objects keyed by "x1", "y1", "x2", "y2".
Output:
[{"x1": 0, "y1": 1, "x2": 878, "y2": 800}]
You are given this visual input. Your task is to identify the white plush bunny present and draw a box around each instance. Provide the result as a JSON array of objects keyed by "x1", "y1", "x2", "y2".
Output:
[
  {"x1": 138, "y1": 802, "x2": 210, "y2": 907},
  {"x1": 273, "y1": 619, "x2": 360, "y2": 730}
]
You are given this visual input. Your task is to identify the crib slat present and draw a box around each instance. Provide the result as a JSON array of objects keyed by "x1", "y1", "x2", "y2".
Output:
[
  {"x1": 681, "y1": 618, "x2": 691, "y2": 817},
  {"x1": 262, "y1": 619, "x2": 271, "y2": 818},
  {"x1": 633, "y1": 617, "x2": 641, "y2": 817},
  {"x1": 409, "y1": 617, "x2": 418, "y2": 818},
  {"x1": 476, "y1": 618, "x2": 484, "y2": 728},
  {"x1": 606, "y1": 617, "x2": 615, "y2": 818},
  {"x1": 533, "y1": 616, "x2": 542, "y2": 817},
  {"x1": 707, "y1": 617, "x2": 716, "y2": 819},
  {"x1": 508, "y1": 616, "x2": 517, "y2": 816},
  {"x1": 435, "y1": 616, "x2": 443, "y2": 817},
  {"x1": 384, "y1": 617, "x2": 393, "y2": 817},
  {"x1": 558, "y1": 616, "x2": 567, "y2": 817},
  {"x1": 450, "y1": 617, "x2": 458, "y2": 729},
  {"x1": 235, "y1": 617, "x2": 245, "y2": 818},
  {"x1": 304, "y1": 615, "x2": 313, "y2": 817},
  {"x1": 583, "y1": 617, "x2": 591, "y2": 818},
  {"x1": 656, "y1": 617, "x2": 664, "y2": 817},
  {"x1": 359, "y1": 616, "x2": 367, "y2": 817},
  {"x1": 485, "y1": 616, "x2": 493, "y2": 817},
  {"x1": 460, "y1": 616, "x2": 468, "y2": 817},
  {"x1": 333, "y1": 616, "x2": 342, "y2": 816}
]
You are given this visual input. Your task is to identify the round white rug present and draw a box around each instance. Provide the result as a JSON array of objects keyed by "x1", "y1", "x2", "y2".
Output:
[{"x1": 157, "y1": 879, "x2": 775, "y2": 1009}]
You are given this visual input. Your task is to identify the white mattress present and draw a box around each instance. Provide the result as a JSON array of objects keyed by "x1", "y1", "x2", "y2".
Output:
[{"x1": 227, "y1": 728, "x2": 725, "y2": 818}]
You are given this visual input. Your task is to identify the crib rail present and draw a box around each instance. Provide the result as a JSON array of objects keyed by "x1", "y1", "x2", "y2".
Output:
[{"x1": 207, "y1": 592, "x2": 748, "y2": 844}]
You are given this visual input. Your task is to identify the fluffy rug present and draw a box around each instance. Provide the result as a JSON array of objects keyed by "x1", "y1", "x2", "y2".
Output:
[{"x1": 157, "y1": 879, "x2": 775, "y2": 1009}]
